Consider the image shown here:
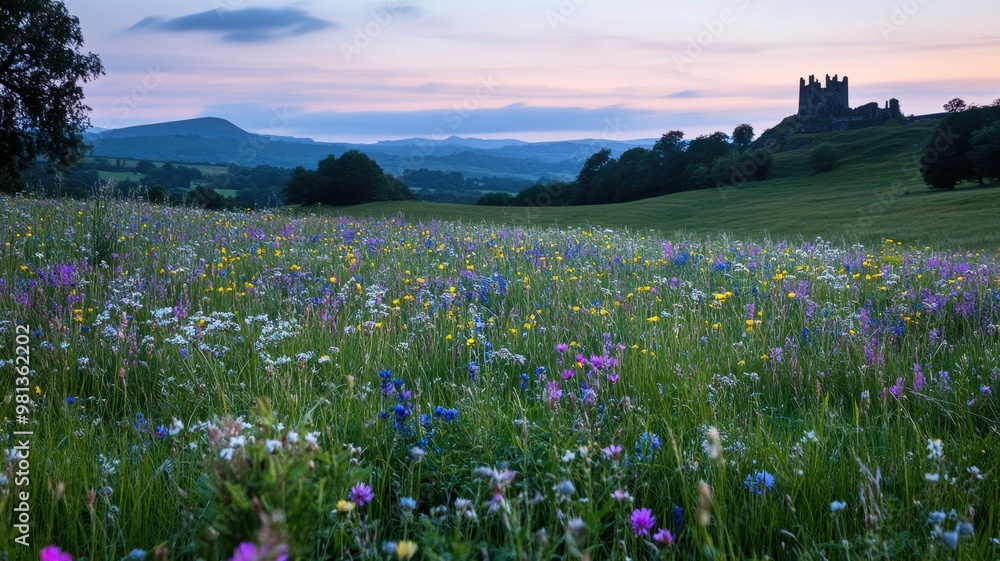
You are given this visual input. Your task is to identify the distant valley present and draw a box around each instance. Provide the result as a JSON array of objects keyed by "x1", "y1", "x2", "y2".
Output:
[{"x1": 85, "y1": 117, "x2": 656, "y2": 182}]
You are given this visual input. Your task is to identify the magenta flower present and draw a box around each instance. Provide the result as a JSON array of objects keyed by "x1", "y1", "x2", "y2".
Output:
[
  {"x1": 349, "y1": 482, "x2": 375, "y2": 506},
  {"x1": 40, "y1": 546, "x2": 73, "y2": 561},
  {"x1": 631, "y1": 508, "x2": 656, "y2": 536},
  {"x1": 228, "y1": 542, "x2": 289, "y2": 561},
  {"x1": 229, "y1": 543, "x2": 260, "y2": 561},
  {"x1": 653, "y1": 528, "x2": 674, "y2": 545}
]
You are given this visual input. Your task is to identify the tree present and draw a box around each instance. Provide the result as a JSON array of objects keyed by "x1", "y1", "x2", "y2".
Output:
[
  {"x1": 1, "y1": 0, "x2": 104, "y2": 191},
  {"x1": 993, "y1": 98, "x2": 1000, "y2": 107},
  {"x1": 475, "y1": 192, "x2": 516, "y2": 206},
  {"x1": 943, "y1": 98, "x2": 967, "y2": 113},
  {"x1": 921, "y1": 106, "x2": 1000, "y2": 189},
  {"x1": 968, "y1": 121, "x2": 1000, "y2": 181},
  {"x1": 807, "y1": 143, "x2": 837, "y2": 173},
  {"x1": 732, "y1": 124, "x2": 755, "y2": 149},
  {"x1": 283, "y1": 150, "x2": 392, "y2": 206},
  {"x1": 651, "y1": 130, "x2": 687, "y2": 195},
  {"x1": 571, "y1": 148, "x2": 612, "y2": 205}
]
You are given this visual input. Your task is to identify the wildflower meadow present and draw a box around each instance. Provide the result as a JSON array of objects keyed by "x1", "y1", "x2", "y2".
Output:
[{"x1": 1, "y1": 191, "x2": 998, "y2": 560}]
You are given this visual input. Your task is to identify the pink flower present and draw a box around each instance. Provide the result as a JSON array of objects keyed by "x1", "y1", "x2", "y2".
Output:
[
  {"x1": 40, "y1": 546, "x2": 73, "y2": 561},
  {"x1": 602, "y1": 444, "x2": 623, "y2": 458},
  {"x1": 228, "y1": 542, "x2": 289, "y2": 561},
  {"x1": 611, "y1": 488, "x2": 631, "y2": 501},
  {"x1": 631, "y1": 508, "x2": 656, "y2": 536},
  {"x1": 653, "y1": 528, "x2": 674, "y2": 545}
]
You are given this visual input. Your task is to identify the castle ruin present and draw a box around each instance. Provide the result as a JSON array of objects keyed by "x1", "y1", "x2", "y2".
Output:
[
  {"x1": 796, "y1": 74, "x2": 901, "y2": 129},
  {"x1": 798, "y1": 74, "x2": 850, "y2": 118}
]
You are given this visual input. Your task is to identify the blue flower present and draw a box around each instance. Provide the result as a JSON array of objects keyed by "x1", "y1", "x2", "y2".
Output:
[
  {"x1": 400, "y1": 496, "x2": 417, "y2": 511},
  {"x1": 744, "y1": 470, "x2": 775, "y2": 494},
  {"x1": 634, "y1": 431, "x2": 661, "y2": 460},
  {"x1": 155, "y1": 425, "x2": 168, "y2": 439}
]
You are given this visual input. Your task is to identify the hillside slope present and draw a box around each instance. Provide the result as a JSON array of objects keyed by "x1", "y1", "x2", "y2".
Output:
[{"x1": 345, "y1": 120, "x2": 1000, "y2": 249}]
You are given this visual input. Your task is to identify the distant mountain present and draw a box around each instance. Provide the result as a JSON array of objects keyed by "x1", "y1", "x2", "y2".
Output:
[
  {"x1": 85, "y1": 117, "x2": 655, "y2": 181},
  {"x1": 92, "y1": 117, "x2": 252, "y2": 141}
]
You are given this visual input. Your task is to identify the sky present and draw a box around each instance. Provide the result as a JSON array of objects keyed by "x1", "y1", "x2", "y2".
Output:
[{"x1": 65, "y1": 0, "x2": 1000, "y2": 143}]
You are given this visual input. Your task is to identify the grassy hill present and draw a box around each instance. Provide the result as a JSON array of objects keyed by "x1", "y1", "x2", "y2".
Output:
[{"x1": 343, "y1": 119, "x2": 1000, "y2": 249}]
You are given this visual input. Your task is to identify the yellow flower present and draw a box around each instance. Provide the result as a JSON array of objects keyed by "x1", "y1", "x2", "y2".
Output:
[
  {"x1": 337, "y1": 499, "x2": 356, "y2": 514},
  {"x1": 787, "y1": 292, "x2": 796, "y2": 299},
  {"x1": 396, "y1": 540, "x2": 419, "y2": 560}
]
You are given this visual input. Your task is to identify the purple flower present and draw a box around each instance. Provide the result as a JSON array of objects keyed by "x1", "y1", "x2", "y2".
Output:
[
  {"x1": 561, "y1": 369, "x2": 575, "y2": 380},
  {"x1": 888, "y1": 377, "x2": 904, "y2": 399},
  {"x1": 546, "y1": 380, "x2": 563, "y2": 403},
  {"x1": 349, "y1": 482, "x2": 375, "y2": 506},
  {"x1": 228, "y1": 542, "x2": 288, "y2": 561},
  {"x1": 653, "y1": 528, "x2": 674, "y2": 545},
  {"x1": 556, "y1": 343, "x2": 569, "y2": 354},
  {"x1": 40, "y1": 546, "x2": 73, "y2": 561},
  {"x1": 913, "y1": 364, "x2": 925, "y2": 392},
  {"x1": 631, "y1": 508, "x2": 656, "y2": 536},
  {"x1": 602, "y1": 444, "x2": 623, "y2": 458}
]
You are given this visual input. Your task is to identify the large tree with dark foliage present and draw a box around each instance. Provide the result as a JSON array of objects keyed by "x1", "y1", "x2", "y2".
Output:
[
  {"x1": 283, "y1": 150, "x2": 412, "y2": 205},
  {"x1": 1, "y1": 0, "x2": 104, "y2": 191},
  {"x1": 921, "y1": 106, "x2": 1000, "y2": 190}
]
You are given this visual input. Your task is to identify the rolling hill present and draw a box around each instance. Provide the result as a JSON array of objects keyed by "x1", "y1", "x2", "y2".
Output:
[
  {"x1": 86, "y1": 118, "x2": 654, "y2": 181},
  {"x1": 340, "y1": 119, "x2": 1000, "y2": 249}
]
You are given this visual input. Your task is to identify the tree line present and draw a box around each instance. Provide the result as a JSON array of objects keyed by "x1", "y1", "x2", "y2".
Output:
[
  {"x1": 921, "y1": 105, "x2": 1000, "y2": 190},
  {"x1": 476, "y1": 124, "x2": 772, "y2": 207}
]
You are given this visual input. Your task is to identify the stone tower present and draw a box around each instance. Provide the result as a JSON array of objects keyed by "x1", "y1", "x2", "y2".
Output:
[{"x1": 798, "y1": 74, "x2": 850, "y2": 118}]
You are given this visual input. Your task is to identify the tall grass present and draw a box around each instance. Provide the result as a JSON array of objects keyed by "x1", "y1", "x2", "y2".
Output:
[{"x1": 1, "y1": 192, "x2": 997, "y2": 560}]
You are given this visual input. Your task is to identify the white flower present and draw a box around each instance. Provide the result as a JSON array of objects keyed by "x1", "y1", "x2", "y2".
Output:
[
  {"x1": 229, "y1": 435, "x2": 246, "y2": 448},
  {"x1": 305, "y1": 431, "x2": 319, "y2": 448},
  {"x1": 925, "y1": 472, "x2": 940, "y2": 482},
  {"x1": 926, "y1": 438, "x2": 944, "y2": 460},
  {"x1": 561, "y1": 450, "x2": 576, "y2": 463},
  {"x1": 168, "y1": 418, "x2": 184, "y2": 436},
  {"x1": 265, "y1": 439, "x2": 283, "y2": 453},
  {"x1": 287, "y1": 431, "x2": 299, "y2": 444},
  {"x1": 219, "y1": 447, "x2": 235, "y2": 460},
  {"x1": 967, "y1": 466, "x2": 984, "y2": 480},
  {"x1": 830, "y1": 500, "x2": 847, "y2": 512},
  {"x1": 801, "y1": 430, "x2": 819, "y2": 444}
]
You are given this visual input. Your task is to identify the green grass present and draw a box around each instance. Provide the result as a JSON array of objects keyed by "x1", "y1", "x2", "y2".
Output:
[
  {"x1": 1, "y1": 189, "x2": 998, "y2": 559},
  {"x1": 344, "y1": 120, "x2": 1000, "y2": 249}
]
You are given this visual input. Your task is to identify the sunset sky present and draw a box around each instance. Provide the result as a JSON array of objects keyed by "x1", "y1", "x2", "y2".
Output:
[{"x1": 65, "y1": 0, "x2": 1000, "y2": 143}]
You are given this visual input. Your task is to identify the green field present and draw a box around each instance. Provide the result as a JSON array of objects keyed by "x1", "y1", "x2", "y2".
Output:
[
  {"x1": 2, "y1": 191, "x2": 997, "y2": 559},
  {"x1": 348, "y1": 121, "x2": 1000, "y2": 249}
]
